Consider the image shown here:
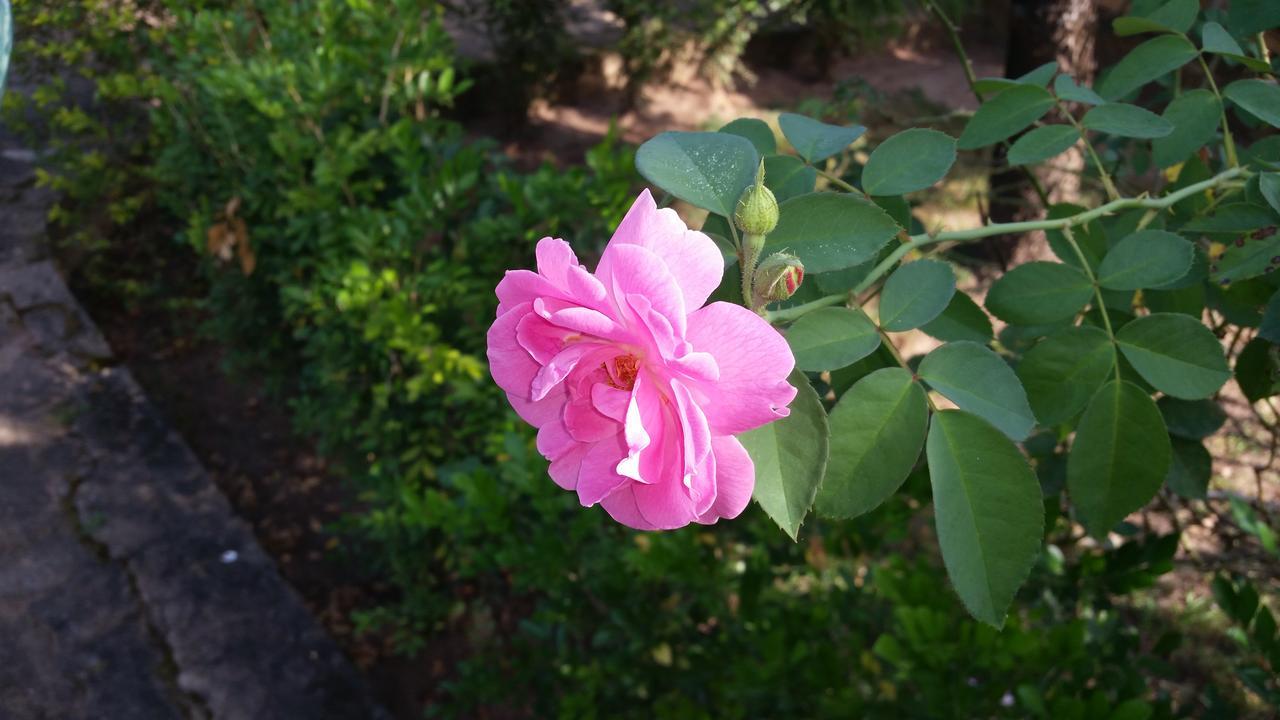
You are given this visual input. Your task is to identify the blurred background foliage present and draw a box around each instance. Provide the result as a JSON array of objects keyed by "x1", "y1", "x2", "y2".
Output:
[{"x1": 3, "y1": 0, "x2": 1277, "y2": 717}]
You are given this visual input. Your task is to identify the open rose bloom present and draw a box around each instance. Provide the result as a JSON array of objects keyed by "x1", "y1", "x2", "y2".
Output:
[{"x1": 487, "y1": 190, "x2": 796, "y2": 530}]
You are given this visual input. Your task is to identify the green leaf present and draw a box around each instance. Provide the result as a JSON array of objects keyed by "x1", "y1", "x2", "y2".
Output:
[
  {"x1": 1201, "y1": 21, "x2": 1244, "y2": 55},
  {"x1": 719, "y1": 117, "x2": 776, "y2": 155},
  {"x1": 743, "y1": 370, "x2": 830, "y2": 540},
  {"x1": 918, "y1": 341, "x2": 1036, "y2": 440},
  {"x1": 1082, "y1": 103, "x2": 1175, "y2": 138},
  {"x1": 1260, "y1": 290, "x2": 1280, "y2": 344},
  {"x1": 878, "y1": 259, "x2": 956, "y2": 332},
  {"x1": 1068, "y1": 379, "x2": 1171, "y2": 537},
  {"x1": 1152, "y1": 90, "x2": 1222, "y2": 169},
  {"x1": 1185, "y1": 202, "x2": 1277, "y2": 234},
  {"x1": 1054, "y1": 75, "x2": 1106, "y2": 105},
  {"x1": 1230, "y1": 0, "x2": 1280, "y2": 36},
  {"x1": 1016, "y1": 326, "x2": 1116, "y2": 427},
  {"x1": 1167, "y1": 437, "x2": 1212, "y2": 499},
  {"x1": 1208, "y1": 233, "x2": 1280, "y2": 284},
  {"x1": 763, "y1": 154, "x2": 816, "y2": 203},
  {"x1": 921, "y1": 291, "x2": 993, "y2": 345},
  {"x1": 1097, "y1": 230, "x2": 1195, "y2": 289},
  {"x1": 1158, "y1": 397, "x2": 1227, "y2": 439},
  {"x1": 927, "y1": 410, "x2": 1044, "y2": 627},
  {"x1": 778, "y1": 113, "x2": 866, "y2": 163},
  {"x1": 1116, "y1": 313, "x2": 1231, "y2": 399},
  {"x1": 1236, "y1": 337, "x2": 1280, "y2": 402},
  {"x1": 1113, "y1": 0, "x2": 1199, "y2": 35},
  {"x1": 862, "y1": 128, "x2": 957, "y2": 196},
  {"x1": 1201, "y1": 22, "x2": 1273, "y2": 72},
  {"x1": 1096, "y1": 35, "x2": 1199, "y2": 101},
  {"x1": 957, "y1": 84, "x2": 1056, "y2": 150},
  {"x1": 766, "y1": 193, "x2": 900, "y2": 273},
  {"x1": 971, "y1": 62, "x2": 1059, "y2": 95},
  {"x1": 1224, "y1": 80, "x2": 1280, "y2": 129},
  {"x1": 986, "y1": 261, "x2": 1094, "y2": 325},
  {"x1": 1018, "y1": 61, "x2": 1060, "y2": 87},
  {"x1": 816, "y1": 368, "x2": 928, "y2": 518},
  {"x1": 786, "y1": 307, "x2": 881, "y2": 372},
  {"x1": 1259, "y1": 173, "x2": 1280, "y2": 217},
  {"x1": 1007, "y1": 125, "x2": 1079, "y2": 166},
  {"x1": 635, "y1": 131, "x2": 759, "y2": 217}
]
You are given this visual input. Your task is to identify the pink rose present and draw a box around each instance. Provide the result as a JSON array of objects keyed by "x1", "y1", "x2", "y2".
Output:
[{"x1": 486, "y1": 190, "x2": 797, "y2": 530}]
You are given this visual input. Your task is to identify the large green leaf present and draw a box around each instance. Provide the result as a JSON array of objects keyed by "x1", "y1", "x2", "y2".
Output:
[
  {"x1": 1116, "y1": 313, "x2": 1231, "y2": 399},
  {"x1": 1224, "y1": 80, "x2": 1280, "y2": 129},
  {"x1": 786, "y1": 307, "x2": 881, "y2": 372},
  {"x1": 1152, "y1": 90, "x2": 1222, "y2": 169},
  {"x1": 1113, "y1": 0, "x2": 1199, "y2": 35},
  {"x1": 878, "y1": 259, "x2": 956, "y2": 332},
  {"x1": 779, "y1": 113, "x2": 866, "y2": 163},
  {"x1": 928, "y1": 410, "x2": 1044, "y2": 627},
  {"x1": 918, "y1": 341, "x2": 1036, "y2": 440},
  {"x1": 1016, "y1": 326, "x2": 1116, "y2": 427},
  {"x1": 1096, "y1": 35, "x2": 1199, "y2": 101},
  {"x1": 1097, "y1": 230, "x2": 1195, "y2": 289},
  {"x1": 635, "y1": 131, "x2": 759, "y2": 217},
  {"x1": 921, "y1": 291, "x2": 994, "y2": 345},
  {"x1": 862, "y1": 128, "x2": 957, "y2": 195},
  {"x1": 986, "y1": 261, "x2": 1094, "y2": 325},
  {"x1": 1158, "y1": 397, "x2": 1227, "y2": 439},
  {"x1": 1082, "y1": 103, "x2": 1175, "y2": 138},
  {"x1": 816, "y1": 368, "x2": 928, "y2": 518},
  {"x1": 763, "y1": 154, "x2": 816, "y2": 203},
  {"x1": 1007, "y1": 125, "x2": 1079, "y2": 166},
  {"x1": 743, "y1": 370, "x2": 830, "y2": 540},
  {"x1": 957, "y1": 84, "x2": 1056, "y2": 150},
  {"x1": 719, "y1": 117, "x2": 776, "y2": 155},
  {"x1": 1167, "y1": 437, "x2": 1212, "y2": 499},
  {"x1": 1068, "y1": 379, "x2": 1171, "y2": 537},
  {"x1": 766, "y1": 193, "x2": 899, "y2": 273}
]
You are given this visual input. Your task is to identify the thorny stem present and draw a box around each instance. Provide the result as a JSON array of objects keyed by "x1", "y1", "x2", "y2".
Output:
[
  {"x1": 1197, "y1": 55, "x2": 1240, "y2": 168},
  {"x1": 765, "y1": 166, "x2": 1248, "y2": 323}
]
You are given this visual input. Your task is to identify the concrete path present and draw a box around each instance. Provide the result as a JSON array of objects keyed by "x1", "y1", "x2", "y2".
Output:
[{"x1": 0, "y1": 111, "x2": 388, "y2": 718}]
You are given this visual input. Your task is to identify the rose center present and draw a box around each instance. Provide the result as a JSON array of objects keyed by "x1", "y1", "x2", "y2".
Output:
[{"x1": 606, "y1": 354, "x2": 641, "y2": 391}]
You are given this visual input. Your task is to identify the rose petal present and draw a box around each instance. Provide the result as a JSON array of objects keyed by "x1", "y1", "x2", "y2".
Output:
[
  {"x1": 487, "y1": 303, "x2": 567, "y2": 426},
  {"x1": 696, "y1": 435, "x2": 755, "y2": 524},
  {"x1": 685, "y1": 301, "x2": 797, "y2": 434},
  {"x1": 599, "y1": 485, "x2": 656, "y2": 530},
  {"x1": 577, "y1": 434, "x2": 631, "y2": 506},
  {"x1": 610, "y1": 189, "x2": 724, "y2": 310}
]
